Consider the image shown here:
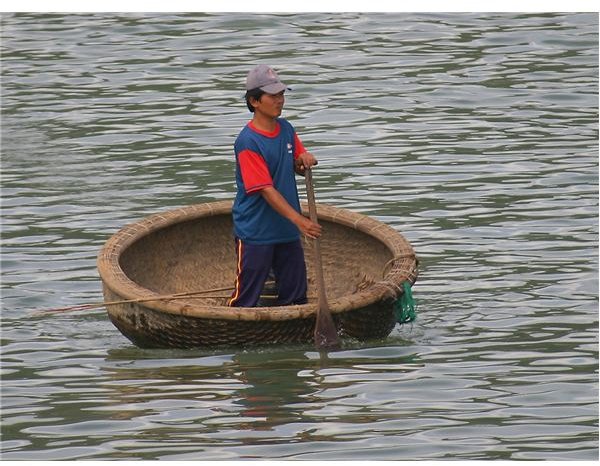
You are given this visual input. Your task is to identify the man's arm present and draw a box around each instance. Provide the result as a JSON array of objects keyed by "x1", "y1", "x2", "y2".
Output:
[{"x1": 260, "y1": 186, "x2": 322, "y2": 239}]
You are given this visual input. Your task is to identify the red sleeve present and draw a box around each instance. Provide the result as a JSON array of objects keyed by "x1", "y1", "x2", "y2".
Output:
[
  {"x1": 238, "y1": 149, "x2": 273, "y2": 194},
  {"x1": 294, "y1": 132, "x2": 307, "y2": 159}
]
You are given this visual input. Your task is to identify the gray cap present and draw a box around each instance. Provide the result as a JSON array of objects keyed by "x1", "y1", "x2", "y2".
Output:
[{"x1": 245, "y1": 64, "x2": 289, "y2": 94}]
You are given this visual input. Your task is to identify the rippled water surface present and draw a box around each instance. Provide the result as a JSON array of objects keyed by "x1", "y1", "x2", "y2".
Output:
[{"x1": 1, "y1": 12, "x2": 598, "y2": 460}]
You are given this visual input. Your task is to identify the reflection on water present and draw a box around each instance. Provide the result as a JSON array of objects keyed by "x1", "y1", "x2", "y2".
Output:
[{"x1": 1, "y1": 12, "x2": 598, "y2": 461}]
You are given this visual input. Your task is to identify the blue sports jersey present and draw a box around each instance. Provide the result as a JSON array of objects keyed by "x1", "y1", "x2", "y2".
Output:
[{"x1": 232, "y1": 118, "x2": 304, "y2": 245}]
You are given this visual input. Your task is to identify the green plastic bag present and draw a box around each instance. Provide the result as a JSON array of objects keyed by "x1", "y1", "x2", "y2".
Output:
[{"x1": 394, "y1": 281, "x2": 417, "y2": 324}]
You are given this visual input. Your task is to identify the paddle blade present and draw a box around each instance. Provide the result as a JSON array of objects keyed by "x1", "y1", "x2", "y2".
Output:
[{"x1": 314, "y1": 307, "x2": 340, "y2": 350}]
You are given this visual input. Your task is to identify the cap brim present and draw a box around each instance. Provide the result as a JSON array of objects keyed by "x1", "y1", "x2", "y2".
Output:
[{"x1": 260, "y1": 82, "x2": 289, "y2": 94}]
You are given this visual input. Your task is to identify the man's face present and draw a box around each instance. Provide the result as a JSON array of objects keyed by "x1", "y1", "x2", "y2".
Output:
[{"x1": 252, "y1": 91, "x2": 285, "y2": 118}]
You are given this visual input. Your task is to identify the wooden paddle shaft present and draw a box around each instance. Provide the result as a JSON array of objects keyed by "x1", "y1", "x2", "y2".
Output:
[
  {"x1": 305, "y1": 167, "x2": 339, "y2": 349},
  {"x1": 305, "y1": 168, "x2": 329, "y2": 310}
]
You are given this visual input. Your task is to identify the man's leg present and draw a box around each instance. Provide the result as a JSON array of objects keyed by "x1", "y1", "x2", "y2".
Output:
[
  {"x1": 273, "y1": 239, "x2": 308, "y2": 306},
  {"x1": 228, "y1": 238, "x2": 273, "y2": 307}
]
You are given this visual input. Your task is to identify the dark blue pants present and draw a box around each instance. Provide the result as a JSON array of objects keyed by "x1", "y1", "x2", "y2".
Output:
[{"x1": 228, "y1": 238, "x2": 308, "y2": 307}]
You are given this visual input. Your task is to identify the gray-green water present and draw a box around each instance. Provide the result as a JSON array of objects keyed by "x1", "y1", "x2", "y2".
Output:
[{"x1": 1, "y1": 12, "x2": 598, "y2": 460}]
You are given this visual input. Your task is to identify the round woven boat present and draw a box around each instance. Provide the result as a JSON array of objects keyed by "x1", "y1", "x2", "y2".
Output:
[{"x1": 97, "y1": 200, "x2": 419, "y2": 348}]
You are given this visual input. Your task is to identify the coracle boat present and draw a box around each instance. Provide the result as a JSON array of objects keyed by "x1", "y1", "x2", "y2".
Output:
[{"x1": 97, "y1": 201, "x2": 419, "y2": 348}]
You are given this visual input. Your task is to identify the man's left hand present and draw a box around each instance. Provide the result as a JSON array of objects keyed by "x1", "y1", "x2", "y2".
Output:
[{"x1": 295, "y1": 152, "x2": 318, "y2": 175}]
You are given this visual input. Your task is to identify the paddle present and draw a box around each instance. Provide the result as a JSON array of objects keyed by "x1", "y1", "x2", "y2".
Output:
[{"x1": 304, "y1": 167, "x2": 340, "y2": 350}]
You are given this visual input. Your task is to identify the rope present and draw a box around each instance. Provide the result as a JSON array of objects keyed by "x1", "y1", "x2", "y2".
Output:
[
  {"x1": 382, "y1": 253, "x2": 418, "y2": 277},
  {"x1": 30, "y1": 282, "x2": 317, "y2": 317},
  {"x1": 30, "y1": 285, "x2": 236, "y2": 316}
]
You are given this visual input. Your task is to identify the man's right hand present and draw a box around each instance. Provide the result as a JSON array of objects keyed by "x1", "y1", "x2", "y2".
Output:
[{"x1": 296, "y1": 215, "x2": 322, "y2": 240}]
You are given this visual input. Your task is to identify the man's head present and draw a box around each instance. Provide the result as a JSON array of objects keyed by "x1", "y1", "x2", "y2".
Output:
[{"x1": 245, "y1": 65, "x2": 289, "y2": 113}]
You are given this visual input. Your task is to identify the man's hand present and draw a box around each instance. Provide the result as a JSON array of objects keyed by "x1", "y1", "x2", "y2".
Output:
[
  {"x1": 296, "y1": 214, "x2": 322, "y2": 240},
  {"x1": 295, "y1": 151, "x2": 318, "y2": 175}
]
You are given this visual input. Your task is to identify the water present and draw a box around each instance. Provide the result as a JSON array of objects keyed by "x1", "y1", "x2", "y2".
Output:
[{"x1": 1, "y1": 12, "x2": 598, "y2": 461}]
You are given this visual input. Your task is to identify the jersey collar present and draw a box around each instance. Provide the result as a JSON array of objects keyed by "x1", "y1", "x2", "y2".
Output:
[{"x1": 248, "y1": 120, "x2": 281, "y2": 138}]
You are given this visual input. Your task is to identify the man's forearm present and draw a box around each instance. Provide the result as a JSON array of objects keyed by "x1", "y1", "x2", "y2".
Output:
[
  {"x1": 260, "y1": 187, "x2": 321, "y2": 239},
  {"x1": 260, "y1": 187, "x2": 305, "y2": 224}
]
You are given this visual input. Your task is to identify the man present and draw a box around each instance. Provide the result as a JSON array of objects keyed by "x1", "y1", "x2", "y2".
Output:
[{"x1": 228, "y1": 65, "x2": 321, "y2": 308}]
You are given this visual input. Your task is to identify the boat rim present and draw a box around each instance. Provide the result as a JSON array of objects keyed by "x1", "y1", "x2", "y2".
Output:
[{"x1": 97, "y1": 200, "x2": 418, "y2": 321}]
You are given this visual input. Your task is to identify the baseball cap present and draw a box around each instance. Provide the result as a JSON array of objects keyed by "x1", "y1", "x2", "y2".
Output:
[{"x1": 245, "y1": 65, "x2": 290, "y2": 94}]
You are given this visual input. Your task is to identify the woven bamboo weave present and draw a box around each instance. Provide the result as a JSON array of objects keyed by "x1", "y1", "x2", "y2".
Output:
[{"x1": 97, "y1": 201, "x2": 418, "y2": 348}]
